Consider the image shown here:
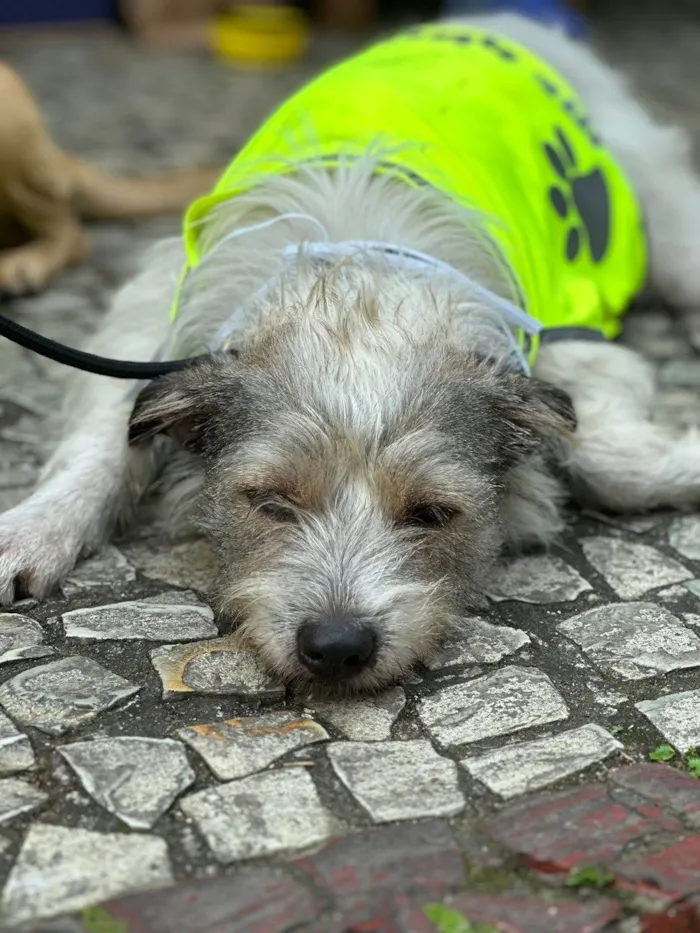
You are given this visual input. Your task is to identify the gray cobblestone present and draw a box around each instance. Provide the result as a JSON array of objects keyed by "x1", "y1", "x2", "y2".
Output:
[
  {"x1": 178, "y1": 713, "x2": 328, "y2": 780},
  {"x1": 461, "y1": 724, "x2": 623, "y2": 799},
  {"x1": 311, "y1": 688, "x2": 406, "y2": 740},
  {"x1": 636, "y1": 688, "x2": 700, "y2": 752},
  {"x1": 62, "y1": 600, "x2": 217, "y2": 641},
  {"x1": 0, "y1": 614, "x2": 55, "y2": 665},
  {"x1": 418, "y1": 667, "x2": 569, "y2": 747},
  {"x1": 60, "y1": 737, "x2": 196, "y2": 829},
  {"x1": 0, "y1": 778, "x2": 47, "y2": 823},
  {"x1": 487, "y1": 555, "x2": 592, "y2": 604},
  {"x1": 0, "y1": 824, "x2": 173, "y2": 927},
  {"x1": 0, "y1": 657, "x2": 141, "y2": 735},
  {"x1": 150, "y1": 634, "x2": 284, "y2": 700},
  {"x1": 328, "y1": 740, "x2": 464, "y2": 822},
  {"x1": 558, "y1": 602, "x2": 700, "y2": 679},
  {"x1": 581, "y1": 537, "x2": 692, "y2": 599},
  {"x1": 180, "y1": 769, "x2": 336, "y2": 862},
  {"x1": 0, "y1": 713, "x2": 35, "y2": 775}
]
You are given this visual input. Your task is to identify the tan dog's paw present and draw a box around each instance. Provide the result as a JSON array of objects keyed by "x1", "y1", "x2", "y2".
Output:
[
  {"x1": 0, "y1": 247, "x2": 54, "y2": 295},
  {"x1": 0, "y1": 227, "x2": 87, "y2": 296}
]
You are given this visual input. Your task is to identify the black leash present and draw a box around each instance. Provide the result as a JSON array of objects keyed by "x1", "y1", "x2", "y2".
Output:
[{"x1": 0, "y1": 311, "x2": 203, "y2": 380}]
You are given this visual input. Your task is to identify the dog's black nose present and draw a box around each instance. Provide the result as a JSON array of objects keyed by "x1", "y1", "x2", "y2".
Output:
[{"x1": 297, "y1": 616, "x2": 376, "y2": 680}]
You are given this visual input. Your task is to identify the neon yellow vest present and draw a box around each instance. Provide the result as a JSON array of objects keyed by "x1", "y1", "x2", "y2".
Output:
[{"x1": 179, "y1": 23, "x2": 647, "y2": 359}]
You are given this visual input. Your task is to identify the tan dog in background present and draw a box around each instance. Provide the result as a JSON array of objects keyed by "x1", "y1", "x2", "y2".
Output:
[{"x1": 0, "y1": 62, "x2": 219, "y2": 295}]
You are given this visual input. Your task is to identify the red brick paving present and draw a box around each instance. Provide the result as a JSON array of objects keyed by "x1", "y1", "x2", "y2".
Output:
[
  {"x1": 483, "y1": 784, "x2": 685, "y2": 878},
  {"x1": 37, "y1": 764, "x2": 700, "y2": 933}
]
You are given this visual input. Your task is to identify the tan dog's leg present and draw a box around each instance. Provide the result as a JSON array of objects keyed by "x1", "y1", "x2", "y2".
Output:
[
  {"x1": 0, "y1": 64, "x2": 87, "y2": 293},
  {"x1": 0, "y1": 62, "x2": 219, "y2": 294}
]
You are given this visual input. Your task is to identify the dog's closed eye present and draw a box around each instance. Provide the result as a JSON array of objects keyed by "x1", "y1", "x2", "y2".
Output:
[
  {"x1": 243, "y1": 489, "x2": 299, "y2": 523},
  {"x1": 401, "y1": 503, "x2": 460, "y2": 528}
]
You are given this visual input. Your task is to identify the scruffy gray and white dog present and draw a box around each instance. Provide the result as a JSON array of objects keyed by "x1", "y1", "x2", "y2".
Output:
[{"x1": 1, "y1": 14, "x2": 700, "y2": 693}]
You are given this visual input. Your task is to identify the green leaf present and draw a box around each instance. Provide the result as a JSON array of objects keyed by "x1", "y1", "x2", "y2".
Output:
[
  {"x1": 565, "y1": 865, "x2": 615, "y2": 889},
  {"x1": 685, "y1": 751, "x2": 700, "y2": 778},
  {"x1": 649, "y1": 744, "x2": 676, "y2": 762},
  {"x1": 424, "y1": 903, "x2": 498, "y2": 933},
  {"x1": 81, "y1": 906, "x2": 130, "y2": 933}
]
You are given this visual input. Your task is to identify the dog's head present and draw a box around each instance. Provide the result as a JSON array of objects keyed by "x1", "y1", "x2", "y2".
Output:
[{"x1": 130, "y1": 299, "x2": 574, "y2": 694}]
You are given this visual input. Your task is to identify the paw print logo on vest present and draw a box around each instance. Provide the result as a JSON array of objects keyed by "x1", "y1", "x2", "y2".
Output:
[
  {"x1": 481, "y1": 34, "x2": 518, "y2": 60},
  {"x1": 536, "y1": 74, "x2": 601, "y2": 145},
  {"x1": 545, "y1": 126, "x2": 611, "y2": 263}
]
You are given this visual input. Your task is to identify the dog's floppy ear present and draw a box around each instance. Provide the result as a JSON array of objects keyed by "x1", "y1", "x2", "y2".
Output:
[
  {"x1": 128, "y1": 355, "x2": 243, "y2": 451},
  {"x1": 490, "y1": 370, "x2": 576, "y2": 467}
]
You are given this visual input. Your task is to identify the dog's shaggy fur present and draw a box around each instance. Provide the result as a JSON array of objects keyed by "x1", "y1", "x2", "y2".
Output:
[
  {"x1": 3, "y1": 13, "x2": 700, "y2": 691},
  {"x1": 0, "y1": 62, "x2": 219, "y2": 294}
]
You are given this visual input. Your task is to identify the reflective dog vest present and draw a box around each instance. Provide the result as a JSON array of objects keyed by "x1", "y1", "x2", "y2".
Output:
[{"x1": 178, "y1": 23, "x2": 647, "y2": 362}]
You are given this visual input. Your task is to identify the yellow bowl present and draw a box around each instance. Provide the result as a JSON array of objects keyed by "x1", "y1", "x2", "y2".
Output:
[{"x1": 213, "y1": 6, "x2": 310, "y2": 67}]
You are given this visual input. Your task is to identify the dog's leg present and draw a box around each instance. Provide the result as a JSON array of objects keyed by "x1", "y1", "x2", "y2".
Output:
[
  {"x1": 0, "y1": 238, "x2": 183, "y2": 603},
  {"x1": 535, "y1": 340, "x2": 700, "y2": 511}
]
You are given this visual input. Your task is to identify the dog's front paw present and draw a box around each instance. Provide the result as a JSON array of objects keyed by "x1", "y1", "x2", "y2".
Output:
[{"x1": 0, "y1": 504, "x2": 83, "y2": 604}]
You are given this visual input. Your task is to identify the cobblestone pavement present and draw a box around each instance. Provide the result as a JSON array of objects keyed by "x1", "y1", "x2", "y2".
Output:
[{"x1": 3, "y1": 12, "x2": 700, "y2": 933}]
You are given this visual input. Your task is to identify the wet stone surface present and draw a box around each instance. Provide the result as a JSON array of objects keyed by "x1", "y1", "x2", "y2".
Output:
[
  {"x1": 424, "y1": 617, "x2": 530, "y2": 669},
  {"x1": 4, "y1": 18, "x2": 700, "y2": 933},
  {"x1": 62, "y1": 546, "x2": 136, "y2": 597}
]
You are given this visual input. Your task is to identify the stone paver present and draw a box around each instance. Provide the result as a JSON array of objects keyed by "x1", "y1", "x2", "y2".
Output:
[
  {"x1": 0, "y1": 614, "x2": 55, "y2": 665},
  {"x1": 0, "y1": 824, "x2": 173, "y2": 927},
  {"x1": 63, "y1": 599, "x2": 217, "y2": 641},
  {"x1": 62, "y1": 545, "x2": 136, "y2": 597},
  {"x1": 124, "y1": 539, "x2": 218, "y2": 592},
  {"x1": 60, "y1": 737, "x2": 196, "y2": 829},
  {"x1": 636, "y1": 689, "x2": 700, "y2": 752},
  {"x1": 150, "y1": 634, "x2": 285, "y2": 699},
  {"x1": 462, "y1": 724, "x2": 623, "y2": 799},
  {"x1": 0, "y1": 712, "x2": 34, "y2": 775},
  {"x1": 0, "y1": 778, "x2": 47, "y2": 823},
  {"x1": 425, "y1": 618, "x2": 530, "y2": 669},
  {"x1": 0, "y1": 657, "x2": 141, "y2": 735},
  {"x1": 418, "y1": 667, "x2": 569, "y2": 747},
  {"x1": 180, "y1": 769, "x2": 336, "y2": 862},
  {"x1": 311, "y1": 688, "x2": 406, "y2": 740},
  {"x1": 669, "y1": 514, "x2": 700, "y2": 560},
  {"x1": 487, "y1": 555, "x2": 592, "y2": 604},
  {"x1": 558, "y1": 602, "x2": 700, "y2": 679},
  {"x1": 581, "y1": 537, "x2": 692, "y2": 599},
  {"x1": 328, "y1": 740, "x2": 464, "y2": 822},
  {"x1": 178, "y1": 712, "x2": 329, "y2": 780}
]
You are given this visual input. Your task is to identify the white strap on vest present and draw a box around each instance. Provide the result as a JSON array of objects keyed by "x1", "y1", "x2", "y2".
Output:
[{"x1": 211, "y1": 227, "x2": 541, "y2": 374}]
